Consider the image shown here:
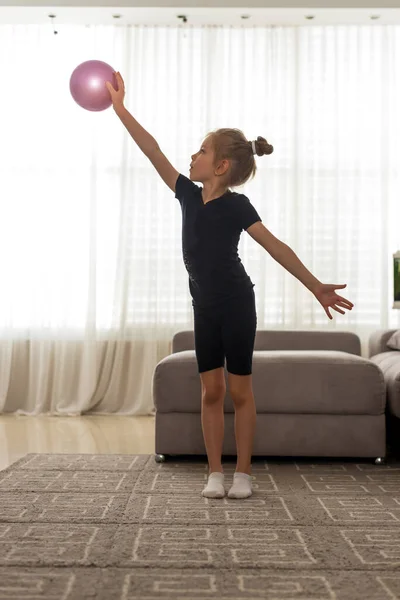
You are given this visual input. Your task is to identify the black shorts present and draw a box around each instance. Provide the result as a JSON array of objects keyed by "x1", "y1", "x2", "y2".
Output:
[{"x1": 193, "y1": 288, "x2": 257, "y2": 376}]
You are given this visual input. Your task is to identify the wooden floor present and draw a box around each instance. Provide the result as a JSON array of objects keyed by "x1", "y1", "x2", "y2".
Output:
[
  {"x1": 0, "y1": 415, "x2": 156, "y2": 471},
  {"x1": 1, "y1": 414, "x2": 398, "y2": 471}
]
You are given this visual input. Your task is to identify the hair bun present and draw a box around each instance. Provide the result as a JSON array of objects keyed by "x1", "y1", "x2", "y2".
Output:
[{"x1": 254, "y1": 136, "x2": 274, "y2": 157}]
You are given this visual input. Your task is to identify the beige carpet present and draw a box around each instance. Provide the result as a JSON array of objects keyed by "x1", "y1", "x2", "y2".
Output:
[{"x1": 0, "y1": 453, "x2": 400, "y2": 599}]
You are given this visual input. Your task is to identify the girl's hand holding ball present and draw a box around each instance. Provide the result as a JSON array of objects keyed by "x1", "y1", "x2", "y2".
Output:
[{"x1": 106, "y1": 72, "x2": 125, "y2": 109}]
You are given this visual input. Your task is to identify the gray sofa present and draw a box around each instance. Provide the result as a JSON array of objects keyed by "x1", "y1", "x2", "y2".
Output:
[
  {"x1": 152, "y1": 330, "x2": 387, "y2": 464},
  {"x1": 368, "y1": 328, "x2": 400, "y2": 454}
]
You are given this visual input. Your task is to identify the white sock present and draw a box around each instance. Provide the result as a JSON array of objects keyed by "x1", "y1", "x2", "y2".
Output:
[
  {"x1": 202, "y1": 472, "x2": 225, "y2": 498},
  {"x1": 228, "y1": 472, "x2": 253, "y2": 499}
]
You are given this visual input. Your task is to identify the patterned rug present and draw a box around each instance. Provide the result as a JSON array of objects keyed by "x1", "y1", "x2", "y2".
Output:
[{"x1": 0, "y1": 453, "x2": 400, "y2": 599}]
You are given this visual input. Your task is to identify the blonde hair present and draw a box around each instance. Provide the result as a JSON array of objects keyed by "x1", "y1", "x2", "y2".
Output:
[{"x1": 205, "y1": 128, "x2": 274, "y2": 189}]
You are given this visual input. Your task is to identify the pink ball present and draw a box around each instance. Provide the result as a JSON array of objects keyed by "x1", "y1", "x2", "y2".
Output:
[{"x1": 69, "y1": 60, "x2": 117, "y2": 112}]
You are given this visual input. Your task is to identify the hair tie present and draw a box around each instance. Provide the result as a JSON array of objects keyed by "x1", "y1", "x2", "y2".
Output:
[{"x1": 251, "y1": 140, "x2": 257, "y2": 155}]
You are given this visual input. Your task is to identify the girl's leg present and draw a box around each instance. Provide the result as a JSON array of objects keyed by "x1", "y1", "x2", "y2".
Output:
[
  {"x1": 227, "y1": 373, "x2": 256, "y2": 475},
  {"x1": 193, "y1": 304, "x2": 226, "y2": 479},
  {"x1": 222, "y1": 289, "x2": 257, "y2": 479},
  {"x1": 200, "y1": 367, "x2": 226, "y2": 474}
]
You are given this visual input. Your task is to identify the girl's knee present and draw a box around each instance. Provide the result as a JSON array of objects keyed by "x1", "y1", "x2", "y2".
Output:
[{"x1": 200, "y1": 367, "x2": 226, "y2": 402}]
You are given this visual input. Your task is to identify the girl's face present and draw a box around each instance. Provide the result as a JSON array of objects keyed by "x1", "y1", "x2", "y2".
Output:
[{"x1": 189, "y1": 137, "x2": 216, "y2": 182}]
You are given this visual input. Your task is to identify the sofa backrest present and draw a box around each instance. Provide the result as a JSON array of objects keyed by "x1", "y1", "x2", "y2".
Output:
[{"x1": 172, "y1": 330, "x2": 361, "y2": 356}]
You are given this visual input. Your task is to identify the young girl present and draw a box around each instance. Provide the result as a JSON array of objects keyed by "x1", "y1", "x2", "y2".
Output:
[{"x1": 106, "y1": 72, "x2": 354, "y2": 500}]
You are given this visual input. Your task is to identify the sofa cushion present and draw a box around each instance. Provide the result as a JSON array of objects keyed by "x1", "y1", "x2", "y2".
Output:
[
  {"x1": 387, "y1": 329, "x2": 400, "y2": 350},
  {"x1": 153, "y1": 350, "x2": 385, "y2": 416}
]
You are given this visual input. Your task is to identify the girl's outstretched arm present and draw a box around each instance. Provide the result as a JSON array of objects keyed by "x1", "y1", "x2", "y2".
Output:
[{"x1": 107, "y1": 72, "x2": 179, "y2": 193}]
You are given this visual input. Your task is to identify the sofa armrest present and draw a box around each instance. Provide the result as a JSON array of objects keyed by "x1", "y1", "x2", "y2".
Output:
[
  {"x1": 368, "y1": 329, "x2": 398, "y2": 358},
  {"x1": 369, "y1": 349, "x2": 400, "y2": 417}
]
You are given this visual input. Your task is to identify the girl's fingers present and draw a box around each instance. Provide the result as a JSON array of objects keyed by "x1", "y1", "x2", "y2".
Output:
[{"x1": 338, "y1": 298, "x2": 354, "y2": 308}]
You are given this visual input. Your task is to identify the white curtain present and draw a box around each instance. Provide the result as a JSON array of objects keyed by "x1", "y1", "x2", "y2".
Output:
[{"x1": 0, "y1": 23, "x2": 399, "y2": 416}]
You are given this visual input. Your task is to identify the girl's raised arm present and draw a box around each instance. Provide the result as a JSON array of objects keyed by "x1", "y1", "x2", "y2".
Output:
[{"x1": 107, "y1": 72, "x2": 179, "y2": 193}]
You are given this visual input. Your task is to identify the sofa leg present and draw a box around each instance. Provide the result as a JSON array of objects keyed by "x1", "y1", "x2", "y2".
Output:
[
  {"x1": 155, "y1": 454, "x2": 166, "y2": 463},
  {"x1": 375, "y1": 457, "x2": 385, "y2": 465}
]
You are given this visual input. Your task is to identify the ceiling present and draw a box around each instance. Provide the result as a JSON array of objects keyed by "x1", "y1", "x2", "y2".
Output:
[{"x1": 1, "y1": 0, "x2": 400, "y2": 25}]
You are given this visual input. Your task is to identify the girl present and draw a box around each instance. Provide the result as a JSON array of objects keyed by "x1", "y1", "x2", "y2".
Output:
[{"x1": 106, "y1": 72, "x2": 354, "y2": 500}]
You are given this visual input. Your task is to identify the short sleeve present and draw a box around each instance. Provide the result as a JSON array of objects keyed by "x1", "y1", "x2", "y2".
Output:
[
  {"x1": 175, "y1": 173, "x2": 201, "y2": 205},
  {"x1": 234, "y1": 195, "x2": 262, "y2": 231}
]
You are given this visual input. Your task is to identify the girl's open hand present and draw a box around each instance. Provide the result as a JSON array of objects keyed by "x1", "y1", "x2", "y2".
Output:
[
  {"x1": 106, "y1": 71, "x2": 125, "y2": 107},
  {"x1": 313, "y1": 283, "x2": 354, "y2": 320}
]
